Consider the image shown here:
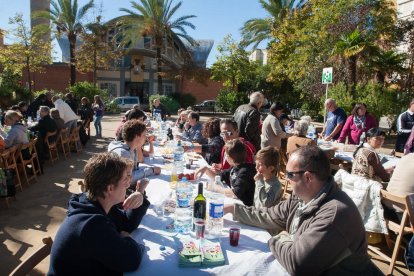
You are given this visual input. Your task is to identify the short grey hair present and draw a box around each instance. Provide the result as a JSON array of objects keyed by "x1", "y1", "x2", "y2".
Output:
[
  {"x1": 324, "y1": 98, "x2": 335, "y2": 107},
  {"x1": 249, "y1": 91, "x2": 264, "y2": 105},
  {"x1": 39, "y1": 106, "x2": 50, "y2": 114},
  {"x1": 293, "y1": 119, "x2": 309, "y2": 136}
]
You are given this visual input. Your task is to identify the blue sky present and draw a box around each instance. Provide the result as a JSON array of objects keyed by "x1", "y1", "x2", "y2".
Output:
[{"x1": 0, "y1": 0, "x2": 268, "y2": 66}]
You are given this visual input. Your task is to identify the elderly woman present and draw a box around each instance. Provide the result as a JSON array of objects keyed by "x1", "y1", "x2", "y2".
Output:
[
  {"x1": 338, "y1": 103, "x2": 377, "y2": 144},
  {"x1": 352, "y1": 128, "x2": 393, "y2": 182},
  {"x1": 184, "y1": 117, "x2": 224, "y2": 165},
  {"x1": 261, "y1": 102, "x2": 292, "y2": 150},
  {"x1": 286, "y1": 119, "x2": 316, "y2": 157},
  {"x1": 175, "y1": 108, "x2": 189, "y2": 132},
  {"x1": 0, "y1": 110, "x2": 29, "y2": 149}
]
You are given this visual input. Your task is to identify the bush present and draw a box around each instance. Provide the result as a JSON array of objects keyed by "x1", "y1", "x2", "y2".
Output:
[
  {"x1": 69, "y1": 81, "x2": 109, "y2": 103},
  {"x1": 170, "y1": 92, "x2": 196, "y2": 108},
  {"x1": 149, "y1": 94, "x2": 180, "y2": 114},
  {"x1": 216, "y1": 89, "x2": 248, "y2": 113},
  {"x1": 105, "y1": 101, "x2": 122, "y2": 113}
]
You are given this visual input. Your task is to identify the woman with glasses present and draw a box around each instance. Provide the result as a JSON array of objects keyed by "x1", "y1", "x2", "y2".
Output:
[
  {"x1": 338, "y1": 103, "x2": 377, "y2": 144},
  {"x1": 351, "y1": 128, "x2": 393, "y2": 182}
]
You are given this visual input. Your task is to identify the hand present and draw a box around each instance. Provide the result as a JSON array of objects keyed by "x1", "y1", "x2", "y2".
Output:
[
  {"x1": 120, "y1": 231, "x2": 131, "y2": 238},
  {"x1": 325, "y1": 135, "x2": 332, "y2": 141},
  {"x1": 136, "y1": 178, "x2": 150, "y2": 193},
  {"x1": 123, "y1": 191, "x2": 144, "y2": 210},
  {"x1": 146, "y1": 134, "x2": 155, "y2": 142},
  {"x1": 212, "y1": 163, "x2": 222, "y2": 170},
  {"x1": 254, "y1": 172, "x2": 263, "y2": 181},
  {"x1": 153, "y1": 166, "x2": 161, "y2": 175},
  {"x1": 195, "y1": 166, "x2": 208, "y2": 178},
  {"x1": 385, "y1": 166, "x2": 395, "y2": 174}
]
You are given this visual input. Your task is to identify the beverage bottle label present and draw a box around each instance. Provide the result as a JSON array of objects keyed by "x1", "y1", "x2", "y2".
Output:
[{"x1": 209, "y1": 202, "x2": 224, "y2": 218}]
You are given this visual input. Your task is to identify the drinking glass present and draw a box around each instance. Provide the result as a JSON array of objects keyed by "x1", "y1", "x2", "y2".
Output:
[{"x1": 229, "y1": 225, "x2": 241, "y2": 246}]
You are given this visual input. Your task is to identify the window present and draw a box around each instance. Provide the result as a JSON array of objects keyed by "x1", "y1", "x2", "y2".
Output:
[
  {"x1": 163, "y1": 85, "x2": 173, "y2": 94},
  {"x1": 100, "y1": 83, "x2": 117, "y2": 97},
  {"x1": 124, "y1": 98, "x2": 138, "y2": 104}
]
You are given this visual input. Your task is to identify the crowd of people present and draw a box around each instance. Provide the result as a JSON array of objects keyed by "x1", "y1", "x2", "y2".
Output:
[{"x1": 45, "y1": 93, "x2": 414, "y2": 275}]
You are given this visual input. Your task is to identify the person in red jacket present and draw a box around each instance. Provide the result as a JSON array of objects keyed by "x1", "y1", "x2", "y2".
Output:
[{"x1": 212, "y1": 118, "x2": 256, "y2": 171}]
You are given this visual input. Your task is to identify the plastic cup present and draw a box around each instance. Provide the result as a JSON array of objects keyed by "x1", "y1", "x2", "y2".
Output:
[
  {"x1": 155, "y1": 203, "x2": 165, "y2": 217},
  {"x1": 194, "y1": 219, "x2": 205, "y2": 239},
  {"x1": 229, "y1": 226, "x2": 241, "y2": 246}
]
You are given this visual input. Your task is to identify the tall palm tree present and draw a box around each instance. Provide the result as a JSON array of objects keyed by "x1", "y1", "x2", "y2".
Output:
[
  {"x1": 35, "y1": 0, "x2": 94, "y2": 85},
  {"x1": 120, "y1": 0, "x2": 196, "y2": 94},
  {"x1": 240, "y1": 0, "x2": 306, "y2": 49},
  {"x1": 369, "y1": 49, "x2": 407, "y2": 85},
  {"x1": 333, "y1": 29, "x2": 369, "y2": 94}
]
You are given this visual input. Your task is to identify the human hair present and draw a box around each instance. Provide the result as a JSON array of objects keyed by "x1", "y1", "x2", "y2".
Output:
[
  {"x1": 270, "y1": 102, "x2": 284, "y2": 115},
  {"x1": 201, "y1": 117, "x2": 221, "y2": 138},
  {"x1": 177, "y1": 108, "x2": 185, "y2": 115},
  {"x1": 293, "y1": 119, "x2": 309, "y2": 136},
  {"x1": 153, "y1": 98, "x2": 160, "y2": 103},
  {"x1": 84, "y1": 153, "x2": 132, "y2": 201},
  {"x1": 10, "y1": 105, "x2": 21, "y2": 111},
  {"x1": 94, "y1": 95, "x2": 103, "y2": 106},
  {"x1": 50, "y1": 108, "x2": 60, "y2": 119},
  {"x1": 353, "y1": 127, "x2": 386, "y2": 157},
  {"x1": 225, "y1": 139, "x2": 246, "y2": 164},
  {"x1": 37, "y1": 94, "x2": 47, "y2": 101},
  {"x1": 4, "y1": 110, "x2": 23, "y2": 123},
  {"x1": 127, "y1": 109, "x2": 147, "y2": 121},
  {"x1": 256, "y1": 146, "x2": 279, "y2": 173},
  {"x1": 132, "y1": 104, "x2": 140, "y2": 110},
  {"x1": 249, "y1": 91, "x2": 264, "y2": 106},
  {"x1": 17, "y1": 101, "x2": 27, "y2": 108},
  {"x1": 40, "y1": 105, "x2": 50, "y2": 115},
  {"x1": 279, "y1": 113, "x2": 290, "y2": 122},
  {"x1": 220, "y1": 118, "x2": 238, "y2": 130},
  {"x1": 122, "y1": 119, "x2": 146, "y2": 142},
  {"x1": 188, "y1": 111, "x2": 200, "y2": 122},
  {"x1": 325, "y1": 98, "x2": 335, "y2": 106},
  {"x1": 65, "y1": 92, "x2": 74, "y2": 100},
  {"x1": 290, "y1": 146, "x2": 331, "y2": 182},
  {"x1": 81, "y1": 97, "x2": 90, "y2": 105},
  {"x1": 351, "y1": 103, "x2": 366, "y2": 116}
]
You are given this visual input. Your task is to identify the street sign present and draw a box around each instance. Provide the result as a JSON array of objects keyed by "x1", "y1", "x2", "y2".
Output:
[{"x1": 322, "y1": 67, "x2": 333, "y2": 84}]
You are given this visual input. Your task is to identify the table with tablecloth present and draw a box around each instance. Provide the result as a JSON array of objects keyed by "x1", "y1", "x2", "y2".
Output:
[{"x1": 125, "y1": 151, "x2": 289, "y2": 276}]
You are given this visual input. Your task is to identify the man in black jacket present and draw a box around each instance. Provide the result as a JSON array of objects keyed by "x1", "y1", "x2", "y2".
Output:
[{"x1": 233, "y1": 91, "x2": 264, "y2": 151}]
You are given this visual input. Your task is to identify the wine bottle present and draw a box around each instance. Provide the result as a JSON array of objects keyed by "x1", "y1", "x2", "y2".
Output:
[{"x1": 193, "y1": 182, "x2": 206, "y2": 231}]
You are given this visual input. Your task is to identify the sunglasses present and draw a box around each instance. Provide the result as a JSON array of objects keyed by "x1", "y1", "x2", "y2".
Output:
[
  {"x1": 220, "y1": 131, "x2": 233, "y2": 138},
  {"x1": 286, "y1": 170, "x2": 315, "y2": 180}
]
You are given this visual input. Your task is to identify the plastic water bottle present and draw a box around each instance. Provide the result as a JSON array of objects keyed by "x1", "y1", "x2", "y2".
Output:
[
  {"x1": 175, "y1": 177, "x2": 192, "y2": 233},
  {"x1": 307, "y1": 124, "x2": 315, "y2": 140},
  {"x1": 174, "y1": 140, "x2": 185, "y2": 174},
  {"x1": 176, "y1": 177, "x2": 191, "y2": 208},
  {"x1": 208, "y1": 192, "x2": 224, "y2": 237},
  {"x1": 213, "y1": 175, "x2": 225, "y2": 192}
]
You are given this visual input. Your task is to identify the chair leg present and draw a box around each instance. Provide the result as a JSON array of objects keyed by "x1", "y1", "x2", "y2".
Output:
[
  {"x1": 387, "y1": 213, "x2": 408, "y2": 275},
  {"x1": 13, "y1": 168, "x2": 23, "y2": 192}
]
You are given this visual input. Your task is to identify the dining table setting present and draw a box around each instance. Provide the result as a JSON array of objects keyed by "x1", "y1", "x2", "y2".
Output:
[{"x1": 125, "y1": 123, "x2": 290, "y2": 275}]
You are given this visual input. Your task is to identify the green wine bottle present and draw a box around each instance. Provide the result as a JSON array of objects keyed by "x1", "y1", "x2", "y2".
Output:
[{"x1": 193, "y1": 182, "x2": 206, "y2": 231}]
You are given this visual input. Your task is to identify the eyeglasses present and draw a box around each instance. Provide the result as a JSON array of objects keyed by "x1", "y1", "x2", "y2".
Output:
[
  {"x1": 286, "y1": 170, "x2": 315, "y2": 180},
  {"x1": 220, "y1": 131, "x2": 233, "y2": 138}
]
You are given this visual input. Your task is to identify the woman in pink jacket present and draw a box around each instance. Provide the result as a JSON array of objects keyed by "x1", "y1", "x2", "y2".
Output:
[{"x1": 338, "y1": 103, "x2": 377, "y2": 144}]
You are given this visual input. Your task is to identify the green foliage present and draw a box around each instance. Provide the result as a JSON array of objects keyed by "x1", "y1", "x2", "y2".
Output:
[
  {"x1": 69, "y1": 81, "x2": 108, "y2": 102},
  {"x1": 170, "y1": 93, "x2": 196, "y2": 109},
  {"x1": 149, "y1": 94, "x2": 180, "y2": 114},
  {"x1": 105, "y1": 101, "x2": 122, "y2": 113},
  {"x1": 215, "y1": 89, "x2": 248, "y2": 113}
]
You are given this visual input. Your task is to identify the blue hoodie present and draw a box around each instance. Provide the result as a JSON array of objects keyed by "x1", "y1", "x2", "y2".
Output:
[{"x1": 48, "y1": 193, "x2": 149, "y2": 276}]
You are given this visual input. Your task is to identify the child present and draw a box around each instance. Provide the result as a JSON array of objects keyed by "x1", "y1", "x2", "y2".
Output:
[
  {"x1": 196, "y1": 139, "x2": 256, "y2": 206},
  {"x1": 254, "y1": 146, "x2": 282, "y2": 208}
]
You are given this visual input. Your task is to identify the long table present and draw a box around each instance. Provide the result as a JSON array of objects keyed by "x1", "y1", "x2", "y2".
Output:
[{"x1": 125, "y1": 152, "x2": 289, "y2": 276}]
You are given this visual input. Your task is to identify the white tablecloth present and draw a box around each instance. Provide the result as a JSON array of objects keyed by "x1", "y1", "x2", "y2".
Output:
[{"x1": 125, "y1": 154, "x2": 289, "y2": 276}]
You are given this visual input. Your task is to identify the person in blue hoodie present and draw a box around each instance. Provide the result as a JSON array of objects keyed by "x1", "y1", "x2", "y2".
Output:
[{"x1": 48, "y1": 153, "x2": 150, "y2": 275}]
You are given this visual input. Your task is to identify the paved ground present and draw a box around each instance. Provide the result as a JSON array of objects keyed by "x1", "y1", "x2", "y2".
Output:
[{"x1": 0, "y1": 113, "x2": 410, "y2": 275}]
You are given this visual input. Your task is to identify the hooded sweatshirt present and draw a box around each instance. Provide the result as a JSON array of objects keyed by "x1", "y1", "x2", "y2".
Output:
[
  {"x1": 53, "y1": 99, "x2": 78, "y2": 124},
  {"x1": 48, "y1": 193, "x2": 149, "y2": 276}
]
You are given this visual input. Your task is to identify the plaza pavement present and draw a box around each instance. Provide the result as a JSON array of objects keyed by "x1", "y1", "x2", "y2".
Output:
[{"x1": 0, "y1": 113, "x2": 409, "y2": 275}]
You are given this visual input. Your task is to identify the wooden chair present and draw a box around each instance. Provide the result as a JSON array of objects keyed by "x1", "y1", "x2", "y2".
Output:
[
  {"x1": 1, "y1": 145, "x2": 23, "y2": 193},
  {"x1": 44, "y1": 130, "x2": 59, "y2": 165},
  {"x1": 277, "y1": 149, "x2": 292, "y2": 199},
  {"x1": 57, "y1": 128, "x2": 71, "y2": 159},
  {"x1": 18, "y1": 141, "x2": 41, "y2": 184},
  {"x1": 30, "y1": 138, "x2": 42, "y2": 176},
  {"x1": 69, "y1": 126, "x2": 83, "y2": 153},
  {"x1": 10, "y1": 237, "x2": 53, "y2": 276},
  {"x1": 368, "y1": 190, "x2": 414, "y2": 275}
]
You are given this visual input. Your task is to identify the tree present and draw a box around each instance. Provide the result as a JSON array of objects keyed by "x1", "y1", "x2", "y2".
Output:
[
  {"x1": 35, "y1": 0, "x2": 94, "y2": 86},
  {"x1": 211, "y1": 35, "x2": 252, "y2": 92},
  {"x1": 0, "y1": 14, "x2": 52, "y2": 99},
  {"x1": 76, "y1": 16, "x2": 122, "y2": 86},
  {"x1": 367, "y1": 49, "x2": 407, "y2": 85},
  {"x1": 240, "y1": 0, "x2": 306, "y2": 49},
  {"x1": 120, "y1": 0, "x2": 196, "y2": 94}
]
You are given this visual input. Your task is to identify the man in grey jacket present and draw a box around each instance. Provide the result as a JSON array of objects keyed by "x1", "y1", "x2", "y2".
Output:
[{"x1": 225, "y1": 146, "x2": 382, "y2": 275}]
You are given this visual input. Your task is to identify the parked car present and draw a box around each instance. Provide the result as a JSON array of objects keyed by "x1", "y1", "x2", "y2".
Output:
[
  {"x1": 192, "y1": 100, "x2": 216, "y2": 112},
  {"x1": 110, "y1": 96, "x2": 140, "y2": 111}
]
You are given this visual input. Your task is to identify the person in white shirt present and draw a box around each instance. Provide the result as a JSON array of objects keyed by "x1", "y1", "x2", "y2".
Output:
[{"x1": 52, "y1": 95, "x2": 79, "y2": 131}]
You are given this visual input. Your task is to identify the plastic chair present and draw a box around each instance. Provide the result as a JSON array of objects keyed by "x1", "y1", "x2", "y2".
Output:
[
  {"x1": 44, "y1": 130, "x2": 59, "y2": 165},
  {"x1": 368, "y1": 190, "x2": 414, "y2": 275},
  {"x1": 57, "y1": 128, "x2": 71, "y2": 159},
  {"x1": 10, "y1": 237, "x2": 53, "y2": 276}
]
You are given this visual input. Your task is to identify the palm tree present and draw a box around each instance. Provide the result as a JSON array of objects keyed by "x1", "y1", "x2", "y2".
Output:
[
  {"x1": 120, "y1": 0, "x2": 196, "y2": 94},
  {"x1": 369, "y1": 49, "x2": 407, "y2": 85},
  {"x1": 35, "y1": 0, "x2": 94, "y2": 85},
  {"x1": 240, "y1": 0, "x2": 306, "y2": 49},
  {"x1": 333, "y1": 29, "x2": 369, "y2": 94}
]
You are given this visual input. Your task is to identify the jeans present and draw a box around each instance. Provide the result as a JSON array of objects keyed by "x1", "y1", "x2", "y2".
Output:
[{"x1": 94, "y1": 116, "x2": 103, "y2": 136}]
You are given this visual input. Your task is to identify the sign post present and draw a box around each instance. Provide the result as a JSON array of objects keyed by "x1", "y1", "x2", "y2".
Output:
[{"x1": 322, "y1": 67, "x2": 333, "y2": 124}]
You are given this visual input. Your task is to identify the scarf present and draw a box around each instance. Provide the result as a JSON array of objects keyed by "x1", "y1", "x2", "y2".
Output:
[{"x1": 353, "y1": 115, "x2": 366, "y2": 129}]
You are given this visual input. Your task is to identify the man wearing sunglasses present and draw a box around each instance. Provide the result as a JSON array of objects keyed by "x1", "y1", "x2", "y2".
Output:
[{"x1": 225, "y1": 146, "x2": 379, "y2": 275}]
